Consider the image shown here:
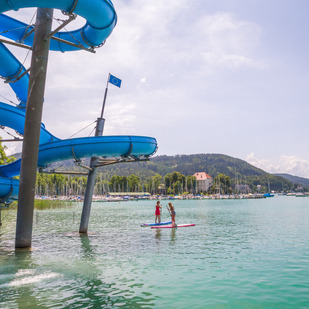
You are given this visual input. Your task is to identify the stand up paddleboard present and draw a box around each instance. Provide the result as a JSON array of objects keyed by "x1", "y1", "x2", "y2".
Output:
[
  {"x1": 141, "y1": 221, "x2": 172, "y2": 227},
  {"x1": 151, "y1": 224, "x2": 195, "y2": 229}
]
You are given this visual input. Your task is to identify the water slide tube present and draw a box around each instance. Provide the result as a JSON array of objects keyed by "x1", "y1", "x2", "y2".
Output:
[{"x1": 0, "y1": 1, "x2": 158, "y2": 204}]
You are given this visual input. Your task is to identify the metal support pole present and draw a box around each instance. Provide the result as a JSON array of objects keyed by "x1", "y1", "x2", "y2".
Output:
[
  {"x1": 79, "y1": 76, "x2": 110, "y2": 233},
  {"x1": 0, "y1": 38, "x2": 32, "y2": 50},
  {"x1": 79, "y1": 118, "x2": 105, "y2": 233},
  {"x1": 100, "y1": 84, "x2": 108, "y2": 118},
  {"x1": 15, "y1": 8, "x2": 54, "y2": 248}
]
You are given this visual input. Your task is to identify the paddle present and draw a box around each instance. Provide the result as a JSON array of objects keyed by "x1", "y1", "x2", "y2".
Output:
[{"x1": 166, "y1": 205, "x2": 171, "y2": 217}]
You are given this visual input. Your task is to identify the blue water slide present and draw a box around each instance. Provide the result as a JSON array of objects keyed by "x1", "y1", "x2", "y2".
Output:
[
  {"x1": 0, "y1": 135, "x2": 157, "y2": 178},
  {"x1": 0, "y1": 0, "x2": 117, "y2": 105},
  {"x1": 0, "y1": 102, "x2": 59, "y2": 144},
  {"x1": 0, "y1": 43, "x2": 29, "y2": 105},
  {"x1": 0, "y1": 177, "x2": 19, "y2": 203},
  {"x1": 0, "y1": 1, "x2": 117, "y2": 50},
  {"x1": 0, "y1": 1, "x2": 158, "y2": 204}
]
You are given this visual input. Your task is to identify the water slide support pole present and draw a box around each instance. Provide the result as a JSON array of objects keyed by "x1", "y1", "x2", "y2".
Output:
[
  {"x1": 79, "y1": 78, "x2": 109, "y2": 233},
  {"x1": 15, "y1": 8, "x2": 54, "y2": 248}
]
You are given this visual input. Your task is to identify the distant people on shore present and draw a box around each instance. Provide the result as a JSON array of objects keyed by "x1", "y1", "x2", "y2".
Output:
[
  {"x1": 155, "y1": 201, "x2": 162, "y2": 223},
  {"x1": 168, "y1": 202, "x2": 176, "y2": 227}
]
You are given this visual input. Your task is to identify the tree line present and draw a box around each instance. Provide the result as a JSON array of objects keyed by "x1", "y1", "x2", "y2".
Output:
[
  {"x1": 35, "y1": 171, "x2": 291, "y2": 197},
  {"x1": 35, "y1": 172, "x2": 200, "y2": 196}
]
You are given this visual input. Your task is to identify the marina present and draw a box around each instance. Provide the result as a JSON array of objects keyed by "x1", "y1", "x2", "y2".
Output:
[{"x1": 33, "y1": 192, "x2": 304, "y2": 203}]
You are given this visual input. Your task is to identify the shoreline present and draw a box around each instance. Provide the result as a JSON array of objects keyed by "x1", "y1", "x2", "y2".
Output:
[{"x1": 34, "y1": 193, "x2": 270, "y2": 202}]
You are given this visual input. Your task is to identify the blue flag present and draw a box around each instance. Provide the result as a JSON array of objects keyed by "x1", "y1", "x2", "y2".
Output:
[{"x1": 109, "y1": 74, "x2": 122, "y2": 88}]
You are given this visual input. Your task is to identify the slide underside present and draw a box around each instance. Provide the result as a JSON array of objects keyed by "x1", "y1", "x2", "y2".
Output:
[{"x1": 0, "y1": 0, "x2": 158, "y2": 204}]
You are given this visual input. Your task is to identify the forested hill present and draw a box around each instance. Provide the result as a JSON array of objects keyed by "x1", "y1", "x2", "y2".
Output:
[
  {"x1": 274, "y1": 173, "x2": 309, "y2": 187},
  {"x1": 49, "y1": 153, "x2": 267, "y2": 179},
  {"x1": 147, "y1": 154, "x2": 266, "y2": 177}
]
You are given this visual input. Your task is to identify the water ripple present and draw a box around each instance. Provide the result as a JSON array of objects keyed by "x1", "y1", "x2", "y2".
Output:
[{"x1": 0, "y1": 198, "x2": 309, "y2": 308}]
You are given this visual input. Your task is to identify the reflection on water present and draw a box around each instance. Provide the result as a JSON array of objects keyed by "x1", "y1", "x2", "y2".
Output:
[
  {"x1": 1, "y1": 232, "x2": 156, "y2": 308},
  {"x1": 0, "y1": 249, "x2": 58, "y2": 308},
  {"x1": 170, "y1": 228, "x2": 176, "y2": 241},
  {"x1": 0, "y1": 198, "x2": 309, "y2": 308},
  {"x1": 79, "y1": 234, "x2": 95, "y2": 258},
  {"x1": 154, "y1": 228, "x2": 161, "y2": 241}
]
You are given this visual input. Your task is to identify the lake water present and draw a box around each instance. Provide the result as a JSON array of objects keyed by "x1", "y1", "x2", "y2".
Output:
[{"x1": 1, "y1": 197, "x2": 309, "y2": 308}]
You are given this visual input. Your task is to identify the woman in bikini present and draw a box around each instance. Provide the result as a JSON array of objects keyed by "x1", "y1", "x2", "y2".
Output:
[{"x1": 168, "y1": 202, "x2": 176, "y2": 227}]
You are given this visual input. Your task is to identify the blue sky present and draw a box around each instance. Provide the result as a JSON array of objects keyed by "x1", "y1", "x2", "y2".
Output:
[{"x1": 1, "y1": 0, "x2": 309, "y2": 177}]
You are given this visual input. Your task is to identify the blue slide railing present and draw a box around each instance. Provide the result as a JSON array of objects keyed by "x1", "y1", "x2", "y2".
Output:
[{"x1": 0, "y1": 0, "x2": 157, "y2": 204}]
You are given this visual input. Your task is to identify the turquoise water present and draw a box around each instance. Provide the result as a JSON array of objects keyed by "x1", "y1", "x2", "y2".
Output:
[{"x1": 1, "y1": 197, "x2": 309, "y2": 308}]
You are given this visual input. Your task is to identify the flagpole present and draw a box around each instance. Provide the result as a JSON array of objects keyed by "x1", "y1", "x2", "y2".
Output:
[
  {"x1": 100, "y1": 73, "x2": 110, "y2": 118},
  {"x1": 80, "y1": 73, "x2": 121, "y2": 234},
  {"x1": 80, "y1": 74, "x2": 109, "y2": 234}
]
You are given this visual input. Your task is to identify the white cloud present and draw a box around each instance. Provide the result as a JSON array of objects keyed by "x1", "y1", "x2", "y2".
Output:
[
  {"x1": 246, "y1": 153, "x2": 309, "y2": 178},
  {"x1": 196, "y1": 12, "x2": 263, "y2": 69},
  {"x1": 100, "y1": 2, "x2": 264, "y2": 83},
  {"x1": 0, "y1": 127, "x2": 22, "y2": 155},
  {"x1": 4, "y1": 143, "x2": 20, "y2": 156},
  {"x1": 104, "y1": 100, "x2": 137, "y2": 134}
]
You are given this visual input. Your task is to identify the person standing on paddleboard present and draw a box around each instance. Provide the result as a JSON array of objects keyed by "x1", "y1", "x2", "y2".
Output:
[
  {"x1": 155, "y1": 201, "x2": 162, "y2": 224},
  {"x1": 168, "y1": 202, "x2": 176, "y2": 227}
]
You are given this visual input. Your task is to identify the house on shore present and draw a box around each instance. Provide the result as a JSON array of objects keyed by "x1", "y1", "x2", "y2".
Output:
[{"x1": 193, "y1": 172, "x2": 213, "y2": 193}]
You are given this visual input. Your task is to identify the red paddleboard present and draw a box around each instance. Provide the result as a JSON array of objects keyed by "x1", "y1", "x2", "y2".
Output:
[{"x1": 151, "y1": 224, "x2": 195, "y2": 229}]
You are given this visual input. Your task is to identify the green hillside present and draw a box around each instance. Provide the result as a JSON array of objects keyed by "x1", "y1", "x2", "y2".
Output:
[
  {"x1": 147, "y1": 154, "x2": 266, "y2": 177},
  {"x1": 47, "y1": 153, "x2": 294, "y2": 192},
  {"x1": 274, "y1": 173, "x2": 309, "y2": 188}
]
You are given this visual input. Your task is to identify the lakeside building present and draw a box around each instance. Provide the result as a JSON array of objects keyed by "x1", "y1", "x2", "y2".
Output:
[
  {"x1": 193, "y1": 172, "x2": 213, "y2": 193},
  {"x1": 235, "y1": 184, "x2": 252, "y2": 194}
]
